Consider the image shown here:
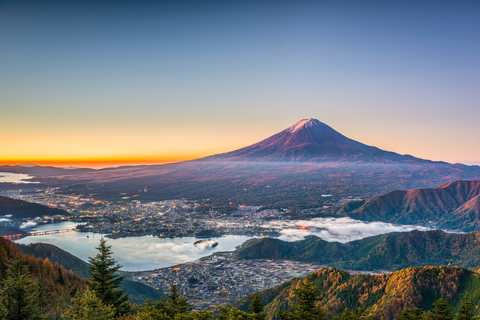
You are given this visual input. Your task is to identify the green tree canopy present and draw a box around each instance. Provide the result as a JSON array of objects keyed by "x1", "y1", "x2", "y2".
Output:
[
  {"x1": 455, "y1": 293, "x2": 476, "y2": 320},
  {"x1": 63, "y1": 287, "x2": 116, "y2": 320},
  {"x1": 0, "y1": 258, "x2": 44, "y2": 320},
  {"x1": 276, "y1": 276, "x2": 327, "y2": 320},
  {"x1": 88, "y1": 237, "x2": 130, "y2": 315},
  {"x1": 433, "y1": 298, "x2": 453, "y2": 320}
]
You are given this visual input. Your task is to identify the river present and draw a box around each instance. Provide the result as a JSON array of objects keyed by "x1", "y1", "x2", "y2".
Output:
[{"x1": 16, "y1": 222, "x2": 254, "y2": 271}]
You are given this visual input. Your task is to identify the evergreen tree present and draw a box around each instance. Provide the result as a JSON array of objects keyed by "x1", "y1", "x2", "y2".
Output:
[
  {"x1": 136, "y1": 285, "x2": 192, "y2": 320},
  {"x1": 338, "y1": 308, "x2": 360, "y2": 320},
  {"x1": 276, "y1": 277, "x2": 327, "y2": 320},
  {"x1": 0, "y1": 258, "x2": 44, "y2": 320},
  {"x1": 135, "y1": 299, "x2": 169, "y2": 320},
  {"x1": 397, "y1": 308, "x2": 424, "y2": 320},
  {"x1": 174, "y1": 310, "x2": 214, "y2": 320},
  {"x1": 433, "y1": 298, "x2": 453, "y2": 320},
  {"x1": 217, "y1": 306, "x2": 251, "y2": 320},
  {"x1": 455, "y1": 292, "x2": 476, "y2": 320},
  {"x1": 250, "y1": 293, "x2": 266, "y2": 320},
  {"x1": 165, "y1": 284, "x2": 192, "y2": 318},
  {"x1": 63, "y1": 287, "x2": 116, "y2": 320},
  {"x1": 88, "y1": 237, "x2": 130, "y2": 315}
]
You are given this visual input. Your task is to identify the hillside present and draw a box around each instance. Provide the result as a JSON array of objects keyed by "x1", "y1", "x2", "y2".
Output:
[
  {"x1": 0, "y1": 195, "x2": 70, "y2": 219},
  {"x1": 0, "y1": 236, "x2": 85, "y2": 315},
  {"x1": 338, "y1": 180, "x2": 480, "y2": 231},
  {"x1": 234, "y1": 230, "x2": 480, "y2": 270},
  {"x1": 231, "y1": 266, "x2": 479, "y2": 320},
  {"x1": 18, "y1": 242, "x2": 166, "y2": 303}
]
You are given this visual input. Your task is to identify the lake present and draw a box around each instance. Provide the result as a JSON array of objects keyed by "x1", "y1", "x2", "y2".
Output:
[
  {"x1": 16, "y1": 222, "x2": 254, "y2": 271},
  {"x1": 0, "y1": 172, "x2": 39, "y2": 184},
  {"x1": 15, "y1": 218, "x2": 434, "y2": 272}
]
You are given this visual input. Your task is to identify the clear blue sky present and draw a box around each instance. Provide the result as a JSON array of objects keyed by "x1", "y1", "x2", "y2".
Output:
[{"x1": 1, "y1": 0, "x2": 479, "y2": 166}]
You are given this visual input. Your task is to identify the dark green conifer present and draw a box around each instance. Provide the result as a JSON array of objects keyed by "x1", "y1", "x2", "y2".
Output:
[
  {"x1": 455, "y1": 292, "x2": 476, "y2": 320},
  {"x1": 397, "y1": 308, "x2": 424, "y2": 320},
  {"x1": 433, "y1": 298, "x2": 453, "y2": 320},
  {"x1": 250, "y1": 293, "x2": 266, "y2": 320},
  {"x1": 63, "y1": 287, "x2": 116, "y2": 320},
  {"x1": 276, "y1": 276, "x2": 326, "y2": 320},
  {"x1": 164, "y1": 284, "x2": 192, "y2": 318},
  {"x1": 88, "y1": 237, "x2": 129, "y2": 315},
  {"x1": 0, "y1": 258, "x2": 44, "y2": 320}
]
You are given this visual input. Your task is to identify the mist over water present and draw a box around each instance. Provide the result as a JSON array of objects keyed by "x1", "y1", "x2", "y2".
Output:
[
  {"x1": 0, "y1": 172, "x2": 39, "y2": 184},
  {"x1": 266, "y1": 217, "x2": 432, "y2": 242},
  {"x1": 16, "y1": 218, "x2": 434, "y2": 271},
  {"x1": 16, "y1": 222, "x2": 253, "y2": 271}
]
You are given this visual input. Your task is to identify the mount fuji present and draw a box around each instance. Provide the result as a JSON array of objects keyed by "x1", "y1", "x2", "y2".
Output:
[
  {"x1": 17, "y1": 118, "x2": 480, "y2": 210},
  {"x1": 203, "y1": 118, "x2": 429, "y2": 163}
]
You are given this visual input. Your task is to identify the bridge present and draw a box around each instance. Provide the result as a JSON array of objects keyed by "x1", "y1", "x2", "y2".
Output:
[
  {"x1": 1, "y1": 227, "x2": 78, "y2": 240},
  {"x1": 27, "y1": 228, "x2": 76, "y2": 236}
]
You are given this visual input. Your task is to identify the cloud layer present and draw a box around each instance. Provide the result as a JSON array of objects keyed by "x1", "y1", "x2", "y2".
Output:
[
  {"x1": 20, "y1": 221, "x2": 38, "y2": 228},
  {"x1": 265, "y1": 217, "x2": 431, "y2": 242}
]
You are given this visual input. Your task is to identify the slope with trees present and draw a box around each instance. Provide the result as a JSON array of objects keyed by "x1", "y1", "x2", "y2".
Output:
[
  {"x1": 337, "y1": 180, "x2": 480, "y2": 231},
  {"x1": 231, "y1": 266, "x2": 480, "y2": 320},
  {"x1": 18, "y1": 242, "x2": 166, "y2": 304},
  {"x1": 234, "y1": 230, "x2": 480, "y2": 270},
  {"x1": 0, "y1": 236, "x2": 84, "y2": 319},
  {"x1": 0, "y1": 195, "x2": 70, "y2": 219}
]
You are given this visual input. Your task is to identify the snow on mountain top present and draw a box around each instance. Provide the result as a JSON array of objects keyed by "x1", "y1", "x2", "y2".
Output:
[{"x1": 287, "y1": 118, "x2": 321, "y2": 133}]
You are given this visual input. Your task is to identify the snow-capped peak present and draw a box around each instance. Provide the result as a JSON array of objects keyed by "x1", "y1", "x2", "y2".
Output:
[{"x1": 287, "y1": 118, "x2": 319, "y2": 133}]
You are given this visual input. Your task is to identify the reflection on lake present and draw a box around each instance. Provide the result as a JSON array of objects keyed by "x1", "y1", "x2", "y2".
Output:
[
  {"x1": 0, "y1": 172, "x2": 39, "y2": 184},
  {"x1": 16, "y1": 222, "x2": 253, "y2": 271}
]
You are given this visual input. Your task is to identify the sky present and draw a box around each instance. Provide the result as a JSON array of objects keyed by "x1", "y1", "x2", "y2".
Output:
[{"x1": 1, "y1": 0, "x2": 479, "y2": 168}]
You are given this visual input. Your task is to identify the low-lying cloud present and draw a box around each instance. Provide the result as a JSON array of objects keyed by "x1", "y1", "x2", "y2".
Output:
[
  {"x1": 194, "y1": 240, "x2": 218, "y2": 250},
  {"x1": 20, "y1": 221, "x2": 38, "y2": 229},
  {"x1": 265, "y1": 217, "x2": 431, "y2": 243},
  {"x1": 0, "y1": 172, "x2": 40, "y2": 184},
  {"x1": 0, "y1": 215, "x2": 12, "y2": 222}
]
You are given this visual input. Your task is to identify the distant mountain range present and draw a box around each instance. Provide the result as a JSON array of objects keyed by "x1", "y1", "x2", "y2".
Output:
[
  {"x1": 3, "y1": 119, "x2": 480, "y2": 211},
  {"x1": 234, "y1": 229, "x2": 480, "y2": 270},
  {"x1": 0, "y1": 164, "x2": 94, "y2": 176}
]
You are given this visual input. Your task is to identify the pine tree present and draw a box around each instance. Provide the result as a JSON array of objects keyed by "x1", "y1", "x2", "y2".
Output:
[
  {"x1": 338, "y1": 308, "x2": 360, "y2": 320},
  {"x1": 0, "y1": 258, "x2": 44, "y2": 320},
  {"x1": 250, "y1": 293, "x2": 266, "y2": 320},
  {"x1": 88, "y1": 237, "x2": 130, "y2": 315},
  {"x1": 276, "y1": 277, "x2": 326, "y2": 320},
  {"x1": 433, "y1": 298, "x2": 453, "y2": 320},
  {"x1": 455, "y1": 292, "x2": 476, "y2": 320},
  {"x1": 397, "y1": 308, "x2": 424, "y2": 320},
  {"x1": 63, "y1": 287, "x2": 116, "y2": 320},
  {"x1": 164, "y1": 284, "x2": 192, "y2": 318}
]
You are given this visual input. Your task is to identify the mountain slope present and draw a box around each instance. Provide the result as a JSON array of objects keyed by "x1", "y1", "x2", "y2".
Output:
[
  {"x1": 18, "y1": 242, "x2": 167, "y2": 303},
  {"x1": 0, "y1": 195, "x2": 70, "y2": 219},
  {"x1": 231, "y1": 266, "x2": 479, "y2": 320},
  {"x1": 234, "y1": 230, "x2": 480, "y2": 270},
  {"x1": 338, "y1": 180, "x2": 480, "y2": 231},
  {"x1": 0, "y1": 236, "x2": 85, "y2": 310},
  {"x1": 202, "y1": 118, "x2": 431, "y2": 163}
]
